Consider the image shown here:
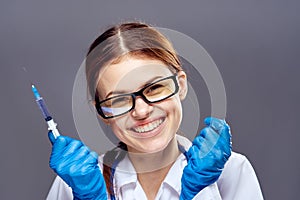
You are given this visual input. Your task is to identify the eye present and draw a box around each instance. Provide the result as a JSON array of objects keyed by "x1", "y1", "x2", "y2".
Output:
[
  {"x1": 145, "y1": 83, "x2": 165, "y2": 95},
  {"x1": 110, "y1": 96, "x2": 131, "y2": 107}
]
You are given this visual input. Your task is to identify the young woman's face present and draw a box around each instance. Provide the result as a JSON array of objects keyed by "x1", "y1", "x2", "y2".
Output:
[{"x1": 96, "y1": 57, "x2": 187, "y2": 154}]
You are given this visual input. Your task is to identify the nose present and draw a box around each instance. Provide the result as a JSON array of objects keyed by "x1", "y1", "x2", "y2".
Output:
[{"x1": 131, "y1": 97, "x2": 153, "y2": 119}]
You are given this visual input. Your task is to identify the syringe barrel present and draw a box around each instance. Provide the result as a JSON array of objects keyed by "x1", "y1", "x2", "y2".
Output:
[{"x1": 36, "y1": 97, "x2": 52, "y2": 121}]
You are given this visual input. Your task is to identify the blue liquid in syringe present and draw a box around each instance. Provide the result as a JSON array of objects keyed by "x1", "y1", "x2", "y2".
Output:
[{"x1": 31, "y1": 85, "x2": 52, "y2": 121}]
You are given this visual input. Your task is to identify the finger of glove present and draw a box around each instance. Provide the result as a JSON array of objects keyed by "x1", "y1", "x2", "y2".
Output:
[
  {"x1": 54, "y1": 146, "x2": 94, "y2": 178},
  {"x1": 204, "y1": 128, "x2": 232, "y2": 167},
  {"x1": 199, "y1": 124, "x2": 219, "y2": 138},
  {"x1": 71, "y1": 149, "x2": 98, "y2": 168},
  {"x1": 50, "y1": 136, "x2": 68, "y2": 170},
  {"x1": 90, "y1": 151, "x2": 99, "y2": 160},
  {"x1": 65, "y1": 145, "x2": 91, "y2": 167},
  {"x1": 195, "y1": 127, "x2": 218, "y2": 147},
  {"x1": 204, "y1": 117, "x2": 226, "y2": 133},
  {"x1": 205, "y1": 126, "x2": 231, "y2": 156},
  {"x1": 194, "y1": 127, "x2": 231, "y2": 167},
  {"x1": 218, "y1": 122, "x2": 232, "y2": 145},
  {"x1": 50, "y1": 137, "x2": 83, "y2": 170},
  {"x1": 199, "y1": 128, "x2": 220, "y2": 157},
  {"x1": 48, "y1": 131, "x2": 56, "y2": 145},
  {"x1": 196, "y1": 126, "x2": 231, "y2": 159},
  {"x1": 51, "y1": 136, "x2": 69, "y2": 157},
  {"x1": 205, "y1": 130, "x2": 229, "y2": 155},
  {"x1": 60, "y1": 139, "x2": 83, "y2": 158},
  {"x1": 188, "y1": 135, "x2": 216, "y2": 162},
  {"x1": 80, "y1": 152, "x2": 99, "y2": 172},
  {"x1": 191, "y1": 133, "x2": 205, "y2": 150},
  {"x1": 67, "y1": 151, "x2": 99, "y2": 179},
  {"x1": 204, "y1": 117, "x2": 231, "y2": 145},
  {"x1": 51, "y1": 135, "x2": 75, "y2": 151}
]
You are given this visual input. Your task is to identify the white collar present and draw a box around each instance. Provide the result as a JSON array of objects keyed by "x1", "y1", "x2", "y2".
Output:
[
  {"x1": 113, "y1": 134, "x2": 192, "y2": 195},
  {"x1": 114, "y1": 153, "x2": 137, "y2": 188}
]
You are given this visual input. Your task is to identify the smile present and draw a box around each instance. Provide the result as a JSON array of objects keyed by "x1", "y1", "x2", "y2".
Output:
[{"x1": 132, "y1": 118, "x2": 164, "y2": 133}]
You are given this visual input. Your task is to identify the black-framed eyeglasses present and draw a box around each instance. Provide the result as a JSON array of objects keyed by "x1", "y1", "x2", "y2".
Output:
[{"x1": 95, "y1": 73, "x2": 179, "y2": 119}]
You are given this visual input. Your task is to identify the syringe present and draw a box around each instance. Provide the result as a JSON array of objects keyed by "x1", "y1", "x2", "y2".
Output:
[{"x1": 31, "y1": 84, "x2": 60, "y2": 139}]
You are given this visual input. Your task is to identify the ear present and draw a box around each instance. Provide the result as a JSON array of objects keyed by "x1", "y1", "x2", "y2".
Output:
[{"x1": 177, "y1": 71, "x2": 188, "y2": 100}]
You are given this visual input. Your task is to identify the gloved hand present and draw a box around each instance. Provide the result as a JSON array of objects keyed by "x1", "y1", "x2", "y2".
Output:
[
  {"x1": 48, "y1": 131, "x2": 107, "y2": 200},
  {"x1": 180, "y1": 117, "x2": 232, "y2": 200}
]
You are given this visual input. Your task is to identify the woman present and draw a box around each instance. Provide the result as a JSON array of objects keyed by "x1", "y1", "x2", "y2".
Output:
[{"x1": 47, "y1": 22, "x2": 263, "y2": 200}]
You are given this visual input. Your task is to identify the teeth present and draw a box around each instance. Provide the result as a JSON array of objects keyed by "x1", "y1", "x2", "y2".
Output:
[{"x1": 133, "y1": 119, "x2": 163, "y2": 133}]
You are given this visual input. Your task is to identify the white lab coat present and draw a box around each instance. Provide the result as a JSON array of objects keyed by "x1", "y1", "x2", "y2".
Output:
[{"x1": 46, "y1": 135, "x2": 264, "y2": 200}]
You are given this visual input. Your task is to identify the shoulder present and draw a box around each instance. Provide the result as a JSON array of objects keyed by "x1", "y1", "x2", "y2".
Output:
[
  {"x1": 224, "y1": 152, "x2": 249, "y2": 169},
  {"x1": 46, "y1": 176, "x2": 73, "y2": 200},
  {"x1": 217, "y1": 152, "x2": 264, "y2": 200},
  {"x1": 220, "y1": 152, "x2": 257, "y2": 180},
  {"x1": 218, "y1": 152, "x2": 254, "y2": 182}
]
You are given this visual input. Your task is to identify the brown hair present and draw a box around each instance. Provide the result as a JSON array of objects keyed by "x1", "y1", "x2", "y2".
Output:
[{"x1": 85, "y1": 21, "x2": 183, "y2": 197}]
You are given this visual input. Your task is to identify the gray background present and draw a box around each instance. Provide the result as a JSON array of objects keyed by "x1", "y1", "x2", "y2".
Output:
[{"x1": 0, "y1": 0, "x2": 299, "y2": 199}]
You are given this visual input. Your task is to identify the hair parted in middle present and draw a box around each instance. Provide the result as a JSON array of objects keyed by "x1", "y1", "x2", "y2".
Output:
[{"x1": 85, "y1": 21, "x2": 183, "y2": 102}]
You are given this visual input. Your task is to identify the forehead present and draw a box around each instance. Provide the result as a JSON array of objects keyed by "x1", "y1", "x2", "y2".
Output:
[{"x1": 97, "y1": 58, "x2": 173, "y2": 96}]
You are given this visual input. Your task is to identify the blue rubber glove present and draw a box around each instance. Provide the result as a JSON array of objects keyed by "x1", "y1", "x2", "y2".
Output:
[
  {"x1": 180, "y1": 117, "x2": 232, "y2": 200},
  {"x1": 48, "y1": 131, "x2": 107, "y2": 200}
]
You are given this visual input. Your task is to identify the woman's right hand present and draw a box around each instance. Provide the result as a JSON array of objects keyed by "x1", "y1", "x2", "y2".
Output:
[{"x1": 48, "y1": 131, "x2": 107, "y2": 200}]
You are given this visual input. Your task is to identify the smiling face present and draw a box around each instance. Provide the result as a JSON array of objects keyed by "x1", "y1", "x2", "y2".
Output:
[{"x1": 96, "y1": 56, "x2": 187, "y2": 154}]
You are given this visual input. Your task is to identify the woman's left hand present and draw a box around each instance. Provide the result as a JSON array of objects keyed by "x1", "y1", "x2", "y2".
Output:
[{"x1": 180, "y1": 117, "x2": 232, "y2": 200}]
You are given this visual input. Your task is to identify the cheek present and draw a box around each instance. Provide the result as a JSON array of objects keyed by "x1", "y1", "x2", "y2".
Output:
[
  {"x1": 168, "y1": 96, "x2": 183, "y2": 114},
  {"x1": 110, "y1": 121, "x2": 123, "y2": 135},
  {"x1": 163, "y1": 97, "x2": 183, "y2": 125},
  {"x1": 109, "y1": 118, "x2": 128, "y2": 139}
]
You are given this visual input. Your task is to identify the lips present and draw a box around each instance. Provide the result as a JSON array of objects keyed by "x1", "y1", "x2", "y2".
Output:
[{"x1": 131, "y1": 118, "x2": 164, "y2": 133}]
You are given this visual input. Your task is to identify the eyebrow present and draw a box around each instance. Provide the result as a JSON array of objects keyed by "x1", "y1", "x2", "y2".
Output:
[{"x1": 105, "y1": 75, "x2": 164, "y2": 99}]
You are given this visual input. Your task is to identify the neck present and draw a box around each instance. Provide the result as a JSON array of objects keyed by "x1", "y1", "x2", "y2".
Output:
[
  {"x1": 127, "y1": 136, "x2": 180, "y2": 173},
  {"x1": 128, "y1": 136, "x2": 180, "y2": 200}
]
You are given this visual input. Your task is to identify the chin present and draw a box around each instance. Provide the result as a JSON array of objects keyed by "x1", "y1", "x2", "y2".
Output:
[{"x1": 142, "y1": 136, "x2": 173, "y2": 154}]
